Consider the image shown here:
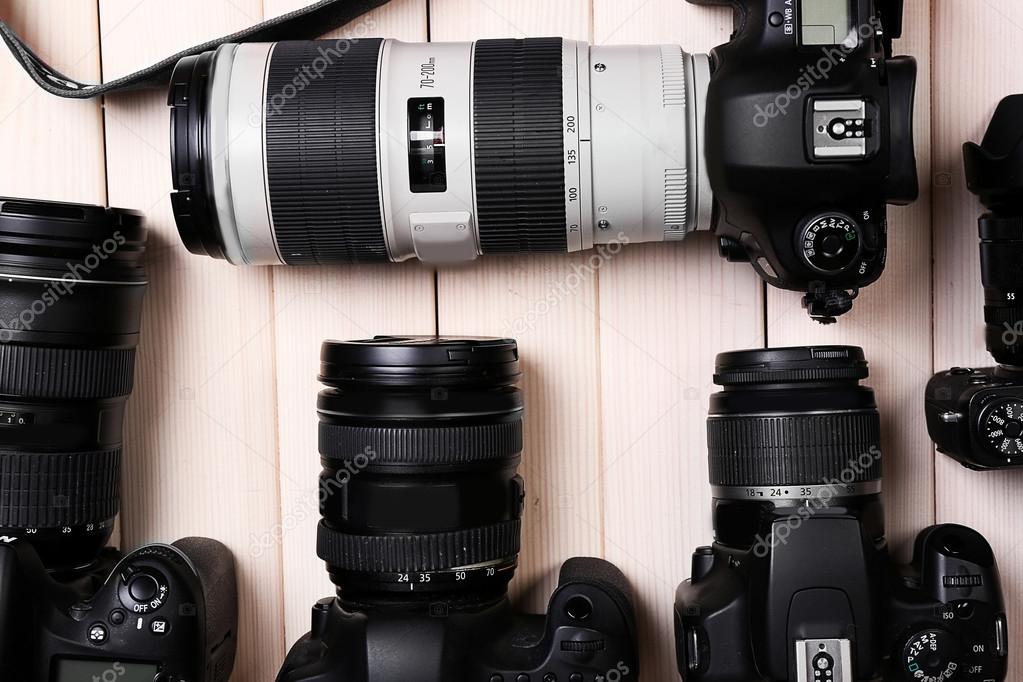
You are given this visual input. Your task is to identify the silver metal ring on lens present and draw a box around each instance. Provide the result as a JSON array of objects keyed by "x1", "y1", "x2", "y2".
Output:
[{"x1": 711, "y1": 481, "x2": 882, "y2": 502}]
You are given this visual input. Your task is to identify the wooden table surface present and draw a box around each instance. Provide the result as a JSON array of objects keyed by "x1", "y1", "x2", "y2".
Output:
[{"x1": 1, "y1": 0, "x2": 1020, "y2": 679}]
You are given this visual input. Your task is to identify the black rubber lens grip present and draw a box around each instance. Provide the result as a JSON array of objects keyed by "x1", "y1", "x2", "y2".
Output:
[
  {"x1": 0, "y1": 448, "x2": 120, "y2": 528},
  {"x1": 473, "y1": 38, "x2": 568, "y2": 254},
  {"x1": 265, "y1": 39, "x2": 388, "y2": 264}
]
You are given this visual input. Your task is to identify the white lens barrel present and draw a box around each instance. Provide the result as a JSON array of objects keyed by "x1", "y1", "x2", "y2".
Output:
[{"x1": 198, "y1": 38, "x2": 712, "y2": 265}]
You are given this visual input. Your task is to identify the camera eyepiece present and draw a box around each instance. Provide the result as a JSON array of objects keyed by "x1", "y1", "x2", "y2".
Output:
[
  {"x1": 707, "y1": 346, "x2": 881, "y2": 499},
  {"x1": 0, "y1": 197, "x2": 147, "y2": 572},
  {"x1": 964, "y1": 95, "x2": 1023, "y2": 365},
  {"x1": 316, "y1": 336, "x2": 524, "y2": 604}
]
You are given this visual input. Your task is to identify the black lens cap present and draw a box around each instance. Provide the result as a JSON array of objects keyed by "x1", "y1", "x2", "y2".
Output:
[
  {"x1": 714, "y1": 346, "x2": 868, "y2": 386},
  {"x1": 0, "y1": 196, "x2": 146, "y2": 280},
  {"x1": 320, "y1": 336, "x2": 521, "y2": 388}
]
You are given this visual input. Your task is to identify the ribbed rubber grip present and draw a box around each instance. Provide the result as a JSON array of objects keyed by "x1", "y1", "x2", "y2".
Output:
[
  {"x1": 707, "y1": 412, "x2": 881, "y2": 487},
  {"x1": 265, "y1": 39, "x2": 387, "y2": 264},
  {"x1": 473, "y1": 38, "x2": 567, "y2": 253},
  {"x1": 317, "y1": 519, "x2": 521, "y2": 573},
  {"x1": 979, "y1": 215, "x2": 1023, "y2": 241},
  {"x1": 0, "y1": 449, "x2": 120, "y2": 527},
  {"x1": 0, "y1": 346, "x2": 135, "y2": 399},
  {"x1": 714, "y1": 367, "x2": 868, "y2": 387},
  {"x1": 318, "y1": 421, "x2": 522, "y2": 464}
]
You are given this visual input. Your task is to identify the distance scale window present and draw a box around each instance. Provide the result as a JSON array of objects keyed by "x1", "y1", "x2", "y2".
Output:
[
  {"x1": 407, "y1": 98, "x2": 447, "y2": 193},
  {"x1": 800, "y1": 0, "x2": 854, "y2": 46}
]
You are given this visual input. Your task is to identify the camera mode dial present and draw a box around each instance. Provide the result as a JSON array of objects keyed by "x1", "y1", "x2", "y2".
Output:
[
  {"x1": 799, "y1": 214, "x2": 863, "y2": 275},
  {"x1": 900, "y1": 628, "x2": 963, "y2": 681}
]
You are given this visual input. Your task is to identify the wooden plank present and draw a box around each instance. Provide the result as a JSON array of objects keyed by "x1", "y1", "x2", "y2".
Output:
[
  {"x1": 428, "y1": 0, "x2": 603, "y2": 618},
  {"x1": 933, "y1": 2, "x2": 1023, "y2": 678},
  {"x1": 590, "y1": 2, "x2": 763, "y2": 678},
  {"x1": 98, "y1": 0, "x2": 286, "y2": 675},
  {"x1": 0, "y1": 0, "x2": 106, "y2": 203},
  {"x1": 263, "y1": 0, "x2": 434, "y2": 647},
  {"x1": 766, "y1": 0, "x2": 936, "y2": 563}
]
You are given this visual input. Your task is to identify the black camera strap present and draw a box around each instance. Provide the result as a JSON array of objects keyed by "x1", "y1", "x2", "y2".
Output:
[{"x1": 0, "y1": 0, "x2": 390, "y2": 99}]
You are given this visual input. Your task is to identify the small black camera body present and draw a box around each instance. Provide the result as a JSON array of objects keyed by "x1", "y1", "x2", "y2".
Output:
[
  {"x1": 277, "y1": 337, "x2": 638, "y2": 681},
  {"x1": 692, "y1": 0, "x2": 918, "y2": 321},
  {"x1": 675, "y1": 347, "x2": 1008, "y2": 682},
  {"x1": 926, "y1": 95, "x2": 1023, "y2": 469},
  {"x1": 0, "y1": 537, "x2": 238, "y2": 682}
]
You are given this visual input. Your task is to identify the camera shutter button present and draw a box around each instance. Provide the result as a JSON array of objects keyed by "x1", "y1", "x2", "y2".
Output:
[{"x1": 128, "y1": 574, "x2": 160, "y2": 603}]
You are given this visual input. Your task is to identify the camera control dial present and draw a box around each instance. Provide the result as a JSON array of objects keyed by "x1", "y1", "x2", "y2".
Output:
[
  {"x1": 798, "y1": 214, "x2": 863, "y2": 275},
  {"x1": 900, "y1": 628, "x2": 963, "y2": 681},
  {"x1": 978, "y1": 398, "x2": 1023, "y2": 458}
]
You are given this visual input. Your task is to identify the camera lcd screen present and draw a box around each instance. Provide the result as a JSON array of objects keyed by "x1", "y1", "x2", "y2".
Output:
[
  {"x1": 800, "y1": 0, "x2": 853, "y2": 46},
  {"x1": 53, "y1": 659, "x2": 160, "y2": 682},
  {"x1": 408, "y1": 97, "x2": 447, "y2": 193}
]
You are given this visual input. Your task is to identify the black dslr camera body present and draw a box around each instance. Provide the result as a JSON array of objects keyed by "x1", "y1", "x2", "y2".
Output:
[
  {"x1": 692, "y1": 0, "x2": 918, "y2": 321},
  {"x1": 277, "y1": 337, "x2": 638, "y2": 681},
  {"x1": 926, "y1": 95, "x2": 1023, "y2": 469},
  {"x1": 283, "y1": 558, "x2": 637, "y2": 681},
  {"x1": 0, "y1": 198, "x2": 238, "y2": 681},
  {"x1": 675, "y1": 347, "x2": 1008, "y2": 682},
  {"x1": 0, "y1": 537, "x2": 237, "y2": 682}
]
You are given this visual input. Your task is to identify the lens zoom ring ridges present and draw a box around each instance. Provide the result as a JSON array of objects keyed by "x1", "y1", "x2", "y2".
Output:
[
  {"x1": 0, "y1": 449, "x2": 120, "y2": 527},
  {"x1": 716, "y1": 367, "x2": 867, "y2": 386},
  {"x1": 318, "y1": 421, "x2": 523, "y2": 463},
  {"x1": 265, "y1": 39, "x2": 387, "y2": 264},
  {"x1": 707, "y1": 413, "x2": 881, "y2": 487},
  {"x1": 317, "y1": 520, "x2": 521, "y2": 573},
  {"x1": 0, "y1": 346, "x2": 135, "y2": 398},
  {"x1": 473, "y1": 38, "x2": 568, "y2": 253}
]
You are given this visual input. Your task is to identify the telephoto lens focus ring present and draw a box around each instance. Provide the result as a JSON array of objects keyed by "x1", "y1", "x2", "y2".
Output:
[
  {"x1": 316, "y1": 336, "x2": 524, "y2": 603},
  {"x1": 708, "y1": 347, "x2": 882, "y2": 499},
  {"x1": 265, "y1": 40, "x2": 389, "y2": 264}
]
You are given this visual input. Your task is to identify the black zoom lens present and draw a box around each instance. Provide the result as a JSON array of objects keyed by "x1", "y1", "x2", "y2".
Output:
[
  {"x1": 0, "y1": 198, "x2": 146, "y2": 572},
  {"x1": 707, "y1": 346, "x2": 882, "y2": 502},
  {"x1": 963, "y1": 95, "x2": 1023, "y2": 366},
  {"x1": 315, "y1": 336, "x2": 524, "y2": 604}
]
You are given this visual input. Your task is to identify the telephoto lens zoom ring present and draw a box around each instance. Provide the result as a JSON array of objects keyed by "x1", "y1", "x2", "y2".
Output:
[
  {"x1": 0, "y1": 346, "x2": 135, "y2": 399},
  {"x1": 0, "y1": 449, "x2": 120, "y2": 527},
  {"x1": 265, "y1": 39, "x2": 388, "y2": 264},
  {"x1": 473, "y1": 38, "x2": 568, "y2": 253},
  {"x1": 318, "y1": 421, "x2": 523, "y2": 464},
  {"x1": 317, "y1": 519, "x2": 521, "y2": 574},
  {"x1": 707, "y1": 412, "x2": 882, "y2": 487}
]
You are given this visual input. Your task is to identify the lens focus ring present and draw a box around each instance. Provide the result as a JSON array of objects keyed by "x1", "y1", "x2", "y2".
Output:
[
  {"x1": 707, "y1": 412, "x2": 881, "y2": 488},
  {"x1": 0, "y1": 449, "x2": 120, "y2": 528},
  {"x1": 318, "y1": 421, "x2": 522, "y2": 464},
  {"x1": 265, "y1": 40, "x2": 388, "y2": 264}
]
